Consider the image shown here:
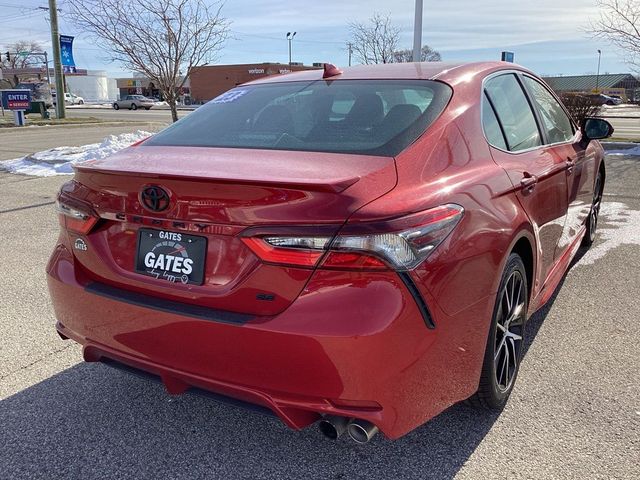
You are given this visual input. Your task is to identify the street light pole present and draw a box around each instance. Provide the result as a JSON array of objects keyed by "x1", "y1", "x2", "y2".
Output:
[
  {"x1": 48, "y1": 0, "x2": 65, "y2": 119},
  {"x1": 43, "y1": 51, "x2": 51, "y2": 90},
  {"x1": 286, "y1": 32, "x2": 297, "y2": 65},
  {"x1": 413, "y1": 0, "x2": 423, "y2": 62},
  {"x1": 596, "y1": 49, "x2": 602, "y2": 93}
]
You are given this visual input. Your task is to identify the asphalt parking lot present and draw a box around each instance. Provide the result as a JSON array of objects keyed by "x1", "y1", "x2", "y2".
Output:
[{"x1": 0, "y1": 129, "x2": 639, "y2": 479}]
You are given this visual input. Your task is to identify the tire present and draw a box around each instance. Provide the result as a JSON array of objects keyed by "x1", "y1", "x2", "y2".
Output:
[
  {"x1": 131, "y1": 103, "x2": 138, "y2": 110},
  {"x1": 113, "y1": 103, "x2": 119, "y2": 110},
  {"x1": 78, "y1": 100, "x2": 84, "y2": 105},
  {"x1": 582, "y1": 170, "x2": 603, "y2": 248},
  {"x1": 469, "y1": 253, "x2": 528, "y2": 409},
  {"x1": 145, "y1": 107, "x2": 151, "y2": 110}
]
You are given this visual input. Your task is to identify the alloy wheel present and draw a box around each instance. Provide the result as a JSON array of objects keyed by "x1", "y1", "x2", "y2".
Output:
[{"x1": 494, "y1": 270, "x2": 525, "y2": 392}]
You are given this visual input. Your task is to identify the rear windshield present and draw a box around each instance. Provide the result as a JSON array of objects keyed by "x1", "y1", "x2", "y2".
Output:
[{"x1": 145, "y1": 80, "x2": 452, "y2": 156}]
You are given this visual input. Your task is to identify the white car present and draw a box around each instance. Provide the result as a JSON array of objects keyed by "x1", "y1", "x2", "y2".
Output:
[{"x1": 53, "y1": 92, "x2": 85, "y2": 105}]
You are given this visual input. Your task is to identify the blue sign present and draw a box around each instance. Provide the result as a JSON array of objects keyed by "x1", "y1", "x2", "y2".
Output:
[
  {"x1": 501, "y1": 51, "x2": 515, "y2": 63},
  {"x1": 1, "y1": 89, "x2": 32, "y2": 110},
  {"x1": 60, "y1": 35, "x2": 77, "y2": 73}
]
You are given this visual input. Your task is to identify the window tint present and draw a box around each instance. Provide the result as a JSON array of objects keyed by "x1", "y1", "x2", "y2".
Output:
[
  {"x1": 144, "y1": 80, "x2": 452, "y2": 156},
  {"x1": 523, "y1": 76, "x2": 574, "y2": 144},
  {"x1": 482, "y1": 94, "x2": 507, "y2": 150},
  {"x1": 484, "y1": 74, "x2": 541, "y2": 152}
]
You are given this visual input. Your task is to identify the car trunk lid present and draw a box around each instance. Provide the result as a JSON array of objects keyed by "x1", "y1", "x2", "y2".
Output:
[{"x1": 65, "y1": 146, "x2": 397, "y2": 315}]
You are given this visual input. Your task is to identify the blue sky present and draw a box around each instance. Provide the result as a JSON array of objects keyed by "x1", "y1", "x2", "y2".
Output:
[{"x1": 0, "y1": 0, "x2": 633, "y2": 77}]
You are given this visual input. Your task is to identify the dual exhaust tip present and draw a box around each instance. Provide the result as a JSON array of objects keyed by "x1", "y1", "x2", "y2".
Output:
[{"x1": 318, "y1": 415, "x2": 379, "y2": 443}]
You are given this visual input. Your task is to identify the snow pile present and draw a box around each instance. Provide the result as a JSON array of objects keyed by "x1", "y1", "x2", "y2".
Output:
[
  {"x1": 67, "y1": 103, "x2": 114, "y2": 109},
  {"x1": 0, "y1": 131, "x2": 151, "y2": 177},
  {"x1": 577, "y1": 202, "x2": 640, "y2": 266}
]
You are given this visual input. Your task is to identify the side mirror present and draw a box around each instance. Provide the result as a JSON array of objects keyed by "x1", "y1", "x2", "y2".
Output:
[{"x1": 581, "y1": 117, "x2": 614, "y2": 142}]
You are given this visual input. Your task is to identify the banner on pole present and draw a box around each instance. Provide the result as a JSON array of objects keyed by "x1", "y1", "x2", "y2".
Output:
[{"x1": 60, "y1": 35, "x2": 77, "y2": 73}]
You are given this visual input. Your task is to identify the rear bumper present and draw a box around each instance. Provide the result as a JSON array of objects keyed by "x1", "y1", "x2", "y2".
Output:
[{"x1": 47, "y1": 244, "x2": 493, "y2": 439}]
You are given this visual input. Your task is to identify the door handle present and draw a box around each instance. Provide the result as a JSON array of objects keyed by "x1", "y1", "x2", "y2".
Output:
[
  {"x1": 566, "y1": 158, "x2": 576, "y2": 175},
  {"x1": 520, "y1": 173, "x2": 537, "y2": 193}
]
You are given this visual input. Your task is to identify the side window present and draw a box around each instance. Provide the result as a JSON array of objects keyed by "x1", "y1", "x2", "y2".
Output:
[
  {"x1": 484, "y1": 74, "x2": 541, "y2": 152},
  {"x1": 523, "y1": 76, "x2": 574, "y2": 144},
  {"x1": 482, "y1": 94, "x2": 508, "y2": 150}
]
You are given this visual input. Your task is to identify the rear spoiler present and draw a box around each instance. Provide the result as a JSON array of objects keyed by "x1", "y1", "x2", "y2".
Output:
[{"x1": 73, "y1": 164, "x2": 360, "y2": 194}]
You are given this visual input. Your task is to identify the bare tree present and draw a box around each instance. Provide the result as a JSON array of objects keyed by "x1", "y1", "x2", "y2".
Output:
[
  {"x1": 348, "y1": 13, "x2": 400, "y2": 64},
  {"x1": 393, "y1": 45, "x2": 442, "y2": 63},
  {"x1": 1, "y1": 41, "x2": 46, "y2": 69},
  {"x1": 589, "y1": 0, "x2": 640, "y2": 70},
  {"x1": 64, "y1": 0, "x2": 229, "y2": 121},
  {"x1": 0, "y1": 40, "x2": 47, "y2": 87}
]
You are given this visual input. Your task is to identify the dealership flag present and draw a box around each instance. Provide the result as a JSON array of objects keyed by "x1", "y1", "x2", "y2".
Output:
[{"x1": 60, "y1": 35, "x2": 77, "y2": 73}]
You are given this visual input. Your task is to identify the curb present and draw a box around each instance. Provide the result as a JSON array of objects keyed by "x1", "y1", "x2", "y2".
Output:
[
  {"x1": 66, "y1": 106, "x2": 198, "y2": 111},
  {"x1": 0, "y1": 121, "x2": 167, "y2": 132},
  {"x1": 602, "y1": 141, "x2": 640, "y2": 151}
]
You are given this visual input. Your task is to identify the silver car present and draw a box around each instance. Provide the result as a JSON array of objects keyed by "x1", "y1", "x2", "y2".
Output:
[{"x1": 113, "y1": 95, "x2": 155, "y2": 110}]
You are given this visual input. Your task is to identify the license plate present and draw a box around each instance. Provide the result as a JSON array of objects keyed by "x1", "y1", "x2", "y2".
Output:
[{"x1": 135, "y1": 228, "x2": 207, "y2": 285}]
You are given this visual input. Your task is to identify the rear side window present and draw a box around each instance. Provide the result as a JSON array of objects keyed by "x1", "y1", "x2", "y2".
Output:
[
  {"x1": 144, "y1": 80, "x2": 452, "y2": 157},
  {"x1": 484, "y1": 74, "x2": 541, "y2": 152},
  {"x1": 482, "y1": 94, "x2": 508, "y2": 150},
  {"x1": 523, "y1": 76, "x2": 574, "y2": 144}
]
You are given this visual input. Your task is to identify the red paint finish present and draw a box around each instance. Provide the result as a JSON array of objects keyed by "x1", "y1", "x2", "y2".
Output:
[{"x1": 47, "y1": 62, "x2": 604, "y2": 439}]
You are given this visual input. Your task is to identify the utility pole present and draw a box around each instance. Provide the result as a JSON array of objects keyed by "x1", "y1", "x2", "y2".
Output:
[
  {"x1": 347, "y1": 42, "x2": 353, "y2": 66},
  {"x1": 413, "y1": 0, "x2": 423, "y2": 62},
  {"x1": 48, "y1": 0, "x2": 65, "y2": 119},
  {"x1": 43, "y1": 51, "x2": 51, "y2": 90},
  {"x1": 596, "y1": 49, "x2": 602, "y2": 93}
]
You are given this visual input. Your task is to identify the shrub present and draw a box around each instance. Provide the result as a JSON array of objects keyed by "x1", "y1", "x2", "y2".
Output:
[{"x1": 558, "y1": 93, "x2": 601, "y2": 126}]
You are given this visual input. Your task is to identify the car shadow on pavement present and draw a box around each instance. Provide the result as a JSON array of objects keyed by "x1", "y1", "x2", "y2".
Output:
[
  {"x1": 2, "y1": 361, "x2": 501, "y2": 479},
  {"x1": 2, "y1": 250, "x2": 590, "y2": 480}
]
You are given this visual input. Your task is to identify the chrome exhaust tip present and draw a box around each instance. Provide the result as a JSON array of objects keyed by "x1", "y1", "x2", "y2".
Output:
[
  {"x1": 318, "y1": 415, "x2": 351, "y2": 440},
  {"x1": 347, "y1": 419, "x2": 379, "y2": 444}
]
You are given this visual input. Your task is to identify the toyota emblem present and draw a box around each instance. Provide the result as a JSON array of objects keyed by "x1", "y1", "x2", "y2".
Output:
[{"x1": 140, "y1": 186, "x2": 171, "y2": 212}]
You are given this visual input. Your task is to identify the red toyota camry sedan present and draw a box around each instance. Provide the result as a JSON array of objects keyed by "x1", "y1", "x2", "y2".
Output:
[{"x1": 47, "y1": 62, "x2": 612, "y2": 442}]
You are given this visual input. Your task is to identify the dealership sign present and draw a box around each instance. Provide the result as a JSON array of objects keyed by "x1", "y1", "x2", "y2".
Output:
[
  {"x1": 60, "y1": 35, "x2": 77, "y2": 73},
  {"x1": 1, "y1": 89, "x2": 32, "y2": 126},
  {"x1": 1, "y1": 89, "x2": 31, "y2": 110}
]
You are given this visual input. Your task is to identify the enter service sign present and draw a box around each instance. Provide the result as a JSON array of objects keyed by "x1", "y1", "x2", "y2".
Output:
[{"x1": 1, "y1": 90, "x2": 32, "y2": 110}]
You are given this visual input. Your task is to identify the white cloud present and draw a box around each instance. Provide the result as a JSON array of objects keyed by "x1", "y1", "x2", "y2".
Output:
[{"x1": 0, "y1": 0, "x2": 627, "y2": 75}]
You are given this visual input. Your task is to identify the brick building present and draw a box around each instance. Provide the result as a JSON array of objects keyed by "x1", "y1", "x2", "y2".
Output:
[{"x1": 189, "y1": 63, "x2": 321, "y2": 103}]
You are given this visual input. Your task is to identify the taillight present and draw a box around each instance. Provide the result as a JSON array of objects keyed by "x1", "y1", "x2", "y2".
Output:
[
  {"x1": 56, "y1": 199, "x2": 98, "y2": 234},
  {"x1": 240, "y1": 236, "x2": 331, "y2": 267},
  {"x1": 241, "y1": 204, "x2": 464, "y2": 271}
]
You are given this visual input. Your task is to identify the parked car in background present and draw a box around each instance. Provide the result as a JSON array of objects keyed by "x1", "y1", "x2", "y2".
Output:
[
  {"x1": 53, "y1": 92, "x2": 85, "y2": 105},
  {"x1": 113, "y1": 95, "x2": 155, "y2": 110},
  {"x1": 48, "y1": 62, "x2": 612, "y2": 443},
  {"x1": 66, "y1": 93, "x2": 84, "y2": 105},
  {"x1": 587, "y1": 93, "x2": 622, "y2": 106}
]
